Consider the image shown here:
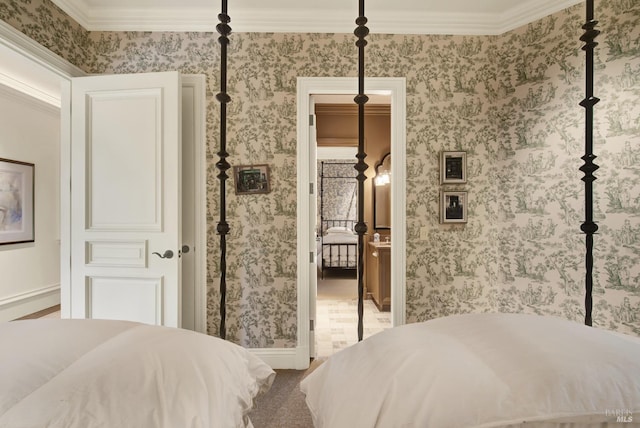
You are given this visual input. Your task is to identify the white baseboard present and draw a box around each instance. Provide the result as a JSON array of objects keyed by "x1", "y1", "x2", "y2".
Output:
[
  {"x1": 249, "y1": 345, "x2": 311, "y2": 370},
  {"x1": 0, "y1": 284, "x2": 60, "y2": 322}
]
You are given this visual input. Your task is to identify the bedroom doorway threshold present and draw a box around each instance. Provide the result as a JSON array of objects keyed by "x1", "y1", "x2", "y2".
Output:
[
  {"x1": 296, "y1": 77, "x2": 407, "y2": 368},
  {"x1": 315, "y1": 275, "x2": 391, "y2": 358}
]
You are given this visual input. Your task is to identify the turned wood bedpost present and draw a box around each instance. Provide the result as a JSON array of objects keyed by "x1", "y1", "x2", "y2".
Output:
[
  {"x1": 354, "y1": 0, "x2": 369, "y2": 341},
  {"x1": 217, "y1": 0, "x2": 231, "y2": 339},
  {"x1": 579, "y1": 0, "x2": 600, "y2": 327}
]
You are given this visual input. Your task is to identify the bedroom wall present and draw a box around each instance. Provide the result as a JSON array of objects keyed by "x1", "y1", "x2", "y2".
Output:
[
  {"x1": 0, "y1": 84, "x2": 60, "y2": 321},
  {"x1": 491, "y1": 3, "x2": 640, "y2": 331},
  {"x1": 408, "y1": 1, "x2": 640, "y2": 336},
  {"x1": 1, "y1": 0, "x2": 638, "y2": 344}
]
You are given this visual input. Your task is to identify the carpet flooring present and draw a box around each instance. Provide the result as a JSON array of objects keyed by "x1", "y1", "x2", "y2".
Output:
[{"x1": 248, "y1": 359, "x2": 323, "y2": 428}]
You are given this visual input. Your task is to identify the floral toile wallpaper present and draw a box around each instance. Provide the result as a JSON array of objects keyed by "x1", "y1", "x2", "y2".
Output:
[{"x1": 2, "y1": 0, "x2": 638, "y2": 347}]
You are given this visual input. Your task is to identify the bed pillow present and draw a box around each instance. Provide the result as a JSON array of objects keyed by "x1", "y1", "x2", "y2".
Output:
[
  {"x1": 325, "y1": 226, "x2": 354, "y2": 235},
  {"x1": 300, "y1": 313, "x2": 640, "y2": 428},
  {"x1": 0, "y1": 319, "x2": 276, "y2": 428}
]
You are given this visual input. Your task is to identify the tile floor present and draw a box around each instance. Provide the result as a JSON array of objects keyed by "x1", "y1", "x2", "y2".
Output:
[{"x1": 315, "y1": 284, "x2": 392, "y2": 359}]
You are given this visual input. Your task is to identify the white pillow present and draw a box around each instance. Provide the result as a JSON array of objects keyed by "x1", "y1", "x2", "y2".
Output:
[
  {"x1": 301, "y1": 313, "x2": 640, "y2": 428},
  {"x1": 325, "y1": 226, "x2": 354, "y2": 235},
  {"x1": 0, "y1": 319, "x2": 276, "y2": 428}
]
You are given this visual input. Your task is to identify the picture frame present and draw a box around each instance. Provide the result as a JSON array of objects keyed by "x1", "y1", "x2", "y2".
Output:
[
  {"x1": 233, "y1": 164, "x2": 271, "y2": 195},
  {"x1": 440, "y1": 190, "x2": 467, "y2": 224},
  {"x1": 440, "y1": 151, "x2": 467, "y2": 184},
  {"x1": 0, "y1": 158, "x2": 35, "y2": 245}
]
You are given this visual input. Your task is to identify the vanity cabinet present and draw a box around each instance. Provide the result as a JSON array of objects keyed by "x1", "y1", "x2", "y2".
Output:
[{"x1": 366, "y1": 242, "x2": 391, "y2": 311}]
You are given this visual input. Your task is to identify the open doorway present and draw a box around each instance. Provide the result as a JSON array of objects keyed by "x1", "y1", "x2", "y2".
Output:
[
  {"x1": 313, "y1": 95, "x2": 392, "y2": 358},
  {"x1": 296, "y1": 76, "x2": 406, "y2": 367}
]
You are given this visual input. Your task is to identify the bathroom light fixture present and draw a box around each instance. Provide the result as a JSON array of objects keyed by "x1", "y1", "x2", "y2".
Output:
[{"x1": 375, "y1": 171, "x2": 390, "y2": 186}]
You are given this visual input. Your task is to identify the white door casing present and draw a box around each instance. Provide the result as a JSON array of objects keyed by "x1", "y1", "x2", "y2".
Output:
[
  {"x1": 70, "y1": 71, "x2": 182, "y2": 327},
  {"x1": 180, "y1": 75, "x2": 207, "y2": 333},
  {"x1": 308, "y1": 96, "x2": 318, "y2": 358}
]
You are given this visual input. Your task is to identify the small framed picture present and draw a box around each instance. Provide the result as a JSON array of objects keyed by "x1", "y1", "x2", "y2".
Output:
[
  {"x1": 233, "y1": 164, "x2": 271, "y2": 195},
  {"x1": 440, "y1": 151, "x2": 467, "y2": 184},
  {"x1": 0, "y1": 157, "x2": 35, "y2": 245},
  {"x1": 441, "y1": 191, "x2": 467, "y2": 224}
]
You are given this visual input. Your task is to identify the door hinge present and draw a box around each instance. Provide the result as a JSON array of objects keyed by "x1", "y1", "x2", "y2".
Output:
[
  {"x1": 309, "y1": 183, "x2": 314, "y2": 195},
  {"x1": 309, "y1": 251, "x2": 314, "y2": 263},
  {"x1": 309, "y1": 114, "x2": 314, "y2": 126},
  {"x1": 310, "y1": 319, "x2": 314, "y2": 331}
]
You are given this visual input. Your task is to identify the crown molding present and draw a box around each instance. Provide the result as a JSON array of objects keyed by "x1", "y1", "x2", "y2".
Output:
[
  {"x1": 50, "y1": 0, "x2": 583, "y2": 34},
  {"x1": 0, "y1": 72, "x2": 60, "y2": 108},
  {"x1": 317, "y1": 146, "x2": 358, "y2": 159},
  {"x1": 316, "y1": 138, "x2": 359, "y2": 148},
  {"x1": 0, "y1": 20, "x2": 84, "y2": 78},
  {"x1": 316, "y1": 104, "x2": 391, "y2": 116},
  {"x1": 495, "y1": 0, "x2": 584, "y2": 34}
]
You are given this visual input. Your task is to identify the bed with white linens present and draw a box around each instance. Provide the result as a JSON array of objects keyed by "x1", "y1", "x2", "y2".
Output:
[
  {"x1": 301, "y1": 313, "x2": 640, "y2": 428},
  {"x1": 319, "y1": 223, "x2": 358, "y2": 277},
  {"x1": 0, "y1": 319, "x2": 275, "y2": 428},
  {"x1": 321, "y1": 222, "x2": 358, "y2": 271}
]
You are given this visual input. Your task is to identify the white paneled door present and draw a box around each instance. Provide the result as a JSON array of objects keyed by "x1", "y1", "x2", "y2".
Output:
[{"x1": 70, "y1": 71, "x2": 182, "y2": 327}]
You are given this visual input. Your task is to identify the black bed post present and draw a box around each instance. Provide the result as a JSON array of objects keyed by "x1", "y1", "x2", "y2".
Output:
[
  {"x1": 354, "y1": 0, "x2": 369, "y2": 342},
  {"x1": 579, "y1": 0, "x2": 600, "y2": 327},
  {"x1": 216, "y1": 0, "x2": 231, "y2": 339}
]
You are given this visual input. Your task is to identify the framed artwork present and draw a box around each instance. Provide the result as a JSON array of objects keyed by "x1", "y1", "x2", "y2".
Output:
[
  {"x1": 440, "y1": 151, "x2": 467, "y2": 184},
  {"x1": 441, "y1": 190, "x2": 467, "y2": 224},
  {"x1": 233, "y1": 164, "x2": 271, "y2": 195},
  {"x1": 0, "y1": 158, "x2": 35, "y2": 245}
]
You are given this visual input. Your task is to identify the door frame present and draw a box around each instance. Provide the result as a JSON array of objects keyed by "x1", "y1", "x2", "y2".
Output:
[
  {"x1": 178, "y1": 74, "x2": 208, "y2": 333},
  {"x1": 296, "y1": 77, "x2": 407, "y2": 368},
  {"x1": 0, "y1": 20, "x2": 83, "y2": 319}
]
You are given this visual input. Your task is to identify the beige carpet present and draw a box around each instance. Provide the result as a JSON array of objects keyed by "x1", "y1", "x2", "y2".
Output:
[{"x1": 248, "y1": 359, "x2": 323, "y2": 428}]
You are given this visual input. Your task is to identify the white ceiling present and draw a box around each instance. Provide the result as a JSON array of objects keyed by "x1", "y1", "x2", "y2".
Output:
[{"x1": 50, "y1": 0, "x2": 584, "y2": 34}]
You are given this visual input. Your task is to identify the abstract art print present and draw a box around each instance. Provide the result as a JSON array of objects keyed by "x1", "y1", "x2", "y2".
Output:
[{"x1": 0, "y1": 158, "x2": 34, "y2": 245}]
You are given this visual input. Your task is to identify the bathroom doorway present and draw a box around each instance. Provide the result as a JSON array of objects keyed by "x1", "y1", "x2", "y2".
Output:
[
  {"x1": 296, "y1": 76, "x2": 407, "y2": 363},
  {"x1": 313, "y1": 95, "x2": 391, "y2": 358}
]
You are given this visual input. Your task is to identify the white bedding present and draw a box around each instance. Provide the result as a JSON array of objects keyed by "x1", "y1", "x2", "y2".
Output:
[
  {"x1": 0, "y1": 319, "x2": 275, "y2": 428},
  {"x1": 300, "y1": 313, "x2": 640, "y2": 428},
  {"x1": 321, "y1": 233, "x2": 357, "y2": 267}
]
